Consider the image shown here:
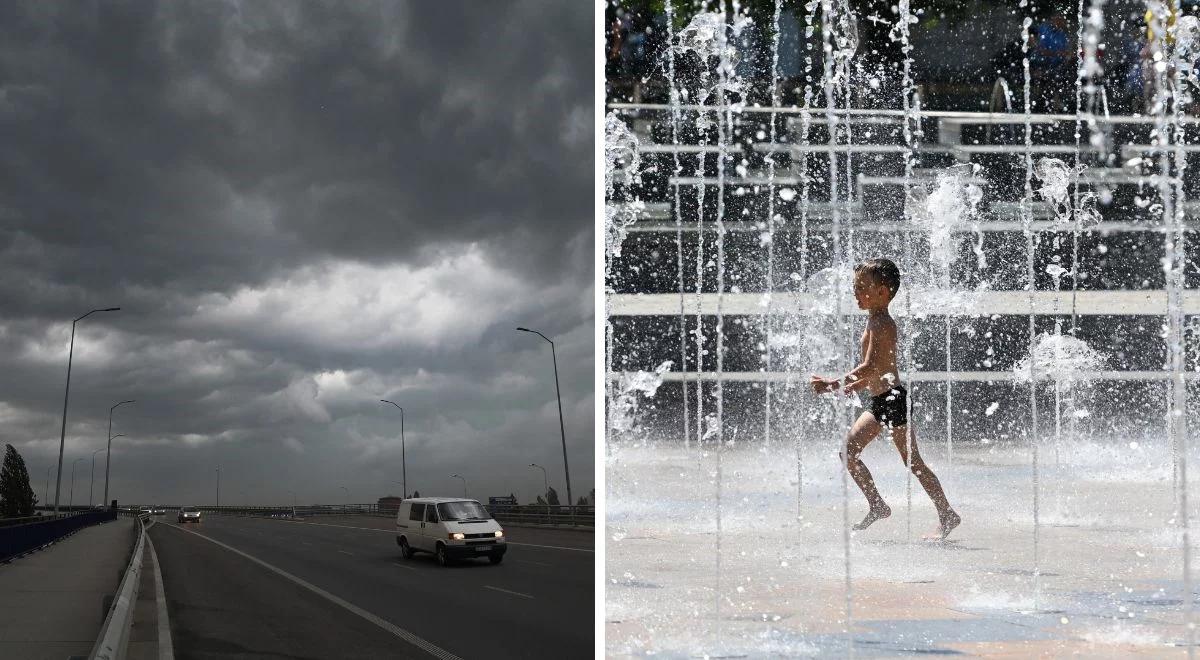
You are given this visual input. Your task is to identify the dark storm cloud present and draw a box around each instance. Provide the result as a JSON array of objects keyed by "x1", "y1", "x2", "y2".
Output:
[
  {"x1": 0, "y1": 0, "x2": 591, "y2": 301},
  {"x1": 0, "y1": 0, "x2": 594, "y2": 505}
]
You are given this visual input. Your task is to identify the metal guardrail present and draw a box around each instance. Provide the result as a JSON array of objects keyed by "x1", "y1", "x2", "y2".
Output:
[
  {"x1": 113, "y1": 503, "x2": 597, "y2": 528},
  {"x1": 0, "y1": 510, "x2": 119, "y2": 563},
  {"x1": 485, "y1": 505, "x2": 595, "y2": 528},
  {"x1": 90, "y1": 513, "x2": 148, "y2": 660}
]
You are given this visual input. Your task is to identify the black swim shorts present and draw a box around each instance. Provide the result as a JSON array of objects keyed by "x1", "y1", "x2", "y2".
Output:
[{"x1": 869, "y1": 385, "x2": 908, "y2": 428}]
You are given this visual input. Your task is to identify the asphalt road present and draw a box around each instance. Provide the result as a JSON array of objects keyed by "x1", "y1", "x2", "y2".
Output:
[{"x1": 149, "y1": 515, "x2": 593, "y2": 659}]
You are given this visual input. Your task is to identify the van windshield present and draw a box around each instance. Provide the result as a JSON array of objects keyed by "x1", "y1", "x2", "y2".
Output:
[
  {"x1": 181, "y1": 507, "x2": 199, "y2": 513},
  {"x1": 437, "y1": 501, "x2": 491, "y2": 521}
]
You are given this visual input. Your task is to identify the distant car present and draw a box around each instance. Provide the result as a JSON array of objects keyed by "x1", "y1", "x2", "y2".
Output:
[
  {"x1": 178, "y1": 506, "x2": 202, "y2": 523},
  {"x1": 395, "y1": 497, "x2": 506, "y2": 566},
  {"x1": 153, "y1": 507, "x2": 166, "y2": 515},
  {"x1": 138, "y1": 507, "x2": 153, "y2": 516}
]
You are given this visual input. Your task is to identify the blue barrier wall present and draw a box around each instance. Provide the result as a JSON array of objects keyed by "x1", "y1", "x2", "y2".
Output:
[{"x1": 0, "y1": 511, "x2": 118, "y2": 562}]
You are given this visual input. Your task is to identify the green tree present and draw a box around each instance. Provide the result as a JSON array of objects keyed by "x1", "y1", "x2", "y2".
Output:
[
  {"x1": 0, "y1": 444, "x2": 37, "y2": 518},
  {"x1": 546, "y1": 487, "x2": 560, "y2": 506},
  {"x1": 411, "y1": 490, "x2": 420, "y2": 498}
]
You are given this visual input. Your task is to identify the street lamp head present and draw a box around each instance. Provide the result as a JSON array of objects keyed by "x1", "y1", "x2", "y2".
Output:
[
  {"x1": 101, "y1": 307, "x2": 120, "y2": 312},
  {"x1": 516, "y1": 327, "x2": 530, "y2": 332}
]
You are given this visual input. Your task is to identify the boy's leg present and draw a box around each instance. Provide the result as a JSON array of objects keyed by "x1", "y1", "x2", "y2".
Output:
[
  {"x1": 843, "y1": 411, "x2": 890, "y2": 529},
  {"x1": 889, "y1": 424, "x2": 961, "y2": 536}
]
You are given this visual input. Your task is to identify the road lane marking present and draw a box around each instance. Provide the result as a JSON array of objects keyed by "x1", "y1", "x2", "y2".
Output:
[
  {"x1": 147, "y1": 536, "x2": 175, "y2": 660},
  {"x1": 504, "y1": 541, "x2": 592, "y2": 553},
  {"x1": 258, "y1": 518, "x2": 594, "y2": 553},
  {"x1": 338, "y1": 550, "x2": 354, "y2": 556},
  {"x1": 483, "y1": 585, "x2": 534, "y2": 599},
  {"x1": 162, "y1": 522, "x2": 461, "y2": 660},
  {"x1": 393, "y1": 562, "x2": 417, "y2": 571}
]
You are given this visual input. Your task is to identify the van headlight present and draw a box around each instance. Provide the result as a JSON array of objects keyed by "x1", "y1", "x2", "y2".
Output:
[
  {"x1": 494, "y1": 530, "x2": 503, "y2": 537},
  {"x1": 450, "y1": 532, "x2": 465, "y2": 540}
]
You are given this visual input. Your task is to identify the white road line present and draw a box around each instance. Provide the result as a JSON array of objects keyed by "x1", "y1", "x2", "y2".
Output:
[
  {"x1": 482, "y1": 585, "x2": 534, "y2": 600},
  {"x1": 146, "y1": 537, "x2": 175, "y2": 660},
  {"x1": 262, "y1": 518, "x2": 594, "y2": 553},
  {"x1": 338, "y1": 550, "x2": 354, "y2": 556},
  {"x1": 162, "y1": 522, "x2": 461, "y2": 660},
  {"x1": 393, "y1": 562, "x2": 417, "y2": 571},
  {"x1": 505, "y1": 541, "x2": 592, "y2": 553}
]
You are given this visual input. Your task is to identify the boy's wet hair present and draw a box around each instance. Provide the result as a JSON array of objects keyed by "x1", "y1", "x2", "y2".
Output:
[{"x1": 856, "y1": 258, "x2": 901, "y2": 300}]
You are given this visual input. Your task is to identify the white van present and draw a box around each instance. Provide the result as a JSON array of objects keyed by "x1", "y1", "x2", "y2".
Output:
[{"x1": 395, "y1": 497, "x2": 507, "y2": 566}]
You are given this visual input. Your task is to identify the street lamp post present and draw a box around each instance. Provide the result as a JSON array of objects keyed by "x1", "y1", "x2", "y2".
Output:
[
  {"x1": 69, "y1": 458, "x2": 83, "y2": 509},
  {"x1": 380, "y1": 400, "x2": 406, "y2": 498},
  {"x1": 215, "y1": 466, "x2": 220, "y2": 508},
  {"x1": 55, "y1": 307, "x2": 120, "y2": 513},
  {"x1": 104, "y1": 399, "x2": 135, "y2": 506},
  {"x1": 451, "y1": 474, "x2": 467, "y2": 498},
  {"x1": 517, "y1": 327, "x2": 573, "y2": 510},
  {"x1": 44, "y1": 466, "x2": 51, "y2": 511},
  {"x1": 89, "y1": 448, "x2": 105, "y2": 507},
  {"x1": 530, "y1": 463, "x2": 549, "y2": 501}
]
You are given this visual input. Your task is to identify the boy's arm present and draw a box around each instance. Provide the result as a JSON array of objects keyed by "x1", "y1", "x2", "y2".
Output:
[{"x1": 838, "y1": 319, "x2": 896, "y2": 394}]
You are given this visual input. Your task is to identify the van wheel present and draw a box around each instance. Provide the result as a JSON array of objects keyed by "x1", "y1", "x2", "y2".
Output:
[
  {"x1": 435, "y1": 544, "x2": 450, "y2": 566},
  {"x1": 400, "y1": 538, "x2": 414, "y2": 560},
  {"x1": 488, "y1": 554, "x2": 504, "y2": 565}
]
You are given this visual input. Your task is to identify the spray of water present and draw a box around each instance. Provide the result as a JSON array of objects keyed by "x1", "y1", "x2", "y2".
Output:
[
  {"x1": 904, "y1": 165, "x2": 984, "y2": 271},
  {"x1": 1021, "y1": 13, "x2": 1042, "y2": 610},
  {"x1": 610, "y1": 361, "x2": 675, "y2": 438},
  {"x1": 664, "y1": 0, "x2": 690, "y2": 450},
  {"x1": 892, "y1": 0, "x2": 919, "y2": 540},
  {"x1": 604, "y1": 111, "x2": 644, "y2": 449},
  {"x1": 763, "y1": 0, "x2": 782, "y2": 451}
]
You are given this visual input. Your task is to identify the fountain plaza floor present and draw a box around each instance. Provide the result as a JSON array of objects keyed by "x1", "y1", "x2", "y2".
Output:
[{"x1": 606, "y1": 432, "x2": 1200, "y2": 657}]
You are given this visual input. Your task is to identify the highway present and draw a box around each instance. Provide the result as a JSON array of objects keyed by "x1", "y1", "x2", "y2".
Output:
[{"x1": 149, "y1": 514, "x2": 593, "y2": 659}]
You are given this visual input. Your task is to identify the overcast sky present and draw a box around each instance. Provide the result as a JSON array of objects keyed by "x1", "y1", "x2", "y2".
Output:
[{"x1": 0, "y1": 1, "x2": 593, "y2": 508}]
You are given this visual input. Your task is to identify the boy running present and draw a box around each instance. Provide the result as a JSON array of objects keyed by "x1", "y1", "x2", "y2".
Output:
[{"x1": 810, "y1": 258, "x2": 961, "y2": 540}]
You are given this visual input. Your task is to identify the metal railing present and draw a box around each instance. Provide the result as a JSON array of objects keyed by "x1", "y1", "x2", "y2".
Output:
[
  {"x1": 0, "y1": 510, "x2": 118, "y2": 563},
  {"x1": 114, "y1": 503, "x2": 597, "y2": 528}
]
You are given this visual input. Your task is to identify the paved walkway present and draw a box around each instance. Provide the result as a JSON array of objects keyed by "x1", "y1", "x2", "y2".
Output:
[
  {"x1": 0, "y1": 517, "x2": 136, "y2": 660},
  {"x1": 608, "y1": 441, "x2": 1200, "y2": 657}
]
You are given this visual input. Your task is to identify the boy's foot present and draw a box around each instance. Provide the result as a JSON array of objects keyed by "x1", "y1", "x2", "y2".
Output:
[
  {"x1": 852, "y1": 504, "x2": 891, "y2": 531},
  {"x1": 924, "y1": 510, "x2": 962, "y2": 541}
]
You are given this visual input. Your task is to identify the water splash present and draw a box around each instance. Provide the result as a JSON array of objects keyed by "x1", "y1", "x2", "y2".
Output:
[
  {"x1": 610, "y1": 361, "x2": 674, "y2": 437},
  {"x1": 668, "y1": 12, "x2": 751, "y2": 120},
  {"x1": 905, "y1": 164, "x2": 984, "y2": 269},
  {"x1": 1034, "y1": 158, "x2": 1072, "y2": 222},
  {"x1": 1033, "y1": 157, "x2": 1102, "y2": 227},
  {"x1": 603, "y1": 112, "x2": 644, "y2": 259},
  {"x1": 1012, "y1": 333, "x2": 1107, "y2": 392}
]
